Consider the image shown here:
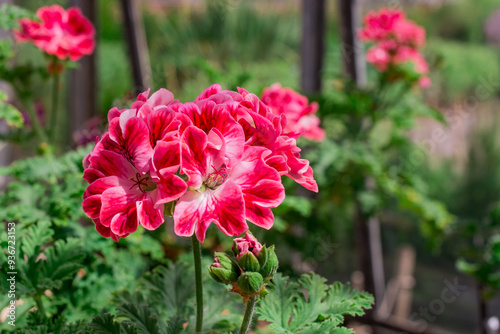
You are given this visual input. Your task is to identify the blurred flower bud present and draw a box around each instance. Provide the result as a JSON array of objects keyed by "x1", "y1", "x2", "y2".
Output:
[
  {"x1": 259, "y1": 245, "x2": 278, "y2": 281},
  {"x1": 232, "y1": 232, "x2": 262, "y2": 260},
  {"x1": 208, "y1": 252, "x2": 239, "y2": 284},
  {"x1": 237, "y1": 272, "x2": 264, "y2": 295}
]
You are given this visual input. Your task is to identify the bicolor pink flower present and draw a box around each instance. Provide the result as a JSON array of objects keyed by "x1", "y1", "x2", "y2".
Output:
[
  {"x1": 83, "y1": 85, "x2": 317, "y2": 242},
  {"x1": 260, "y1": 83, "x2": 325, "y2": 142},
  {"x1": 14, "y1": 5, "x2": 95, "y2": 61},
  {"x1": 174, "y1": 125, "x2": 285, "y2": 242}
]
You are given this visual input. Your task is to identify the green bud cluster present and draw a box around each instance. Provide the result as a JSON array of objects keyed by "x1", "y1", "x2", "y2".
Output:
[{"x1": 208, "y1": 237, "x2": 278, "y2": 297}]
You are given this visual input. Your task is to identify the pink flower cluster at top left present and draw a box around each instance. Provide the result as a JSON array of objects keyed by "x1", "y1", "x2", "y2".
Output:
[{"x1": 82, "y1": 85, "x2": 318, "y2": 242}]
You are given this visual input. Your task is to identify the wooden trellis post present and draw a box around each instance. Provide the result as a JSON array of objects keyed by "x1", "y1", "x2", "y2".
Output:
[
  {"x1": 338, "y1": 0, "x2": 384, "y2": 312},
  {"x1": 301, "y1": 0, "x2": 325, "y2": 94},
  {"x1": 69, "y1": 0, "x2": 97, "y2": 144},
  {"x1": 120, "y1": 0, "x2": 152, "y2": 95},
  {"x1": 338, "y1": 0, "x2": 366, "y2": 87}
]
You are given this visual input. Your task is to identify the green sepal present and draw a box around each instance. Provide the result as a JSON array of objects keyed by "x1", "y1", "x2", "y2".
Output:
[
  {"x1": 237, "y1": 272, "x2": 263, "y2": 295},
  {"x1": 238, "y1": 252, "x2": 260, "y2": 272},
  {"x1": 208, "y1": 252, "x2": 239, "y2": 284},
  {"x1": 257, "y1": 245, "x2": 269, "y2": 268},
  {"x1": 208, "y1": 266, "x2": 238, "y2": 284},
  {"x1": 259, "y1": 245, "x2": 278, "y2": 280}
]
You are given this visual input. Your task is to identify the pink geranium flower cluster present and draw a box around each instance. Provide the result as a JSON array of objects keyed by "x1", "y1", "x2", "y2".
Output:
[
  {"x1": 359, "y1": 8, "x2": 431, "y2": 88},
  {"x1": 14, "y1": 5, "x2": 95, "y2": 61},
  {"x1": 260, "y1": 83, "x2": 325, "y2": 142},
  {"x1": 82, "y1": 85, "x2": 318, "y2": 242}
]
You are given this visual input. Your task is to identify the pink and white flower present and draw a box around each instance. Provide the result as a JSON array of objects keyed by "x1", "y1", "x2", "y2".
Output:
[{"x1": 83, "y1": 85, "x2": 318, "y2": 242}]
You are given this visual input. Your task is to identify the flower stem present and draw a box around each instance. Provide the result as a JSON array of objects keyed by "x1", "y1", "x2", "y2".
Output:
[
  {"x1": 49, "y1": 72, "x2": 61, "y2": 143},
  {"x1": 191, "y1": 235, "x2": 204, "y2": 333},
  {"x1": 24, "y1": 99, "x2": 49, "y2": 147},
  {"x1": 34, "y1": 294, "x2": 46, "y2": 318},
  {"x1": 239, "y1": 295, "x2": 258, "y2": 334}
]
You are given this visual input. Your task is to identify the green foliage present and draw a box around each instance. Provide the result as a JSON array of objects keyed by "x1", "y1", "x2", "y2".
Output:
[
  {"x1": 257, "y1": 273, "x2": 373, "y2": 333},
  {"x1": 77, "y1": 260, "x2": 243, "y2": 334},
  {"x1": 0, "y1": 90, "x2": 23, "y2": 128},
  {"x1": 0, "y1": 4, "x2": 36, "y2": 31},
  {"x1": 427, "y1": 39, "x2": 500, "y2": 102}
]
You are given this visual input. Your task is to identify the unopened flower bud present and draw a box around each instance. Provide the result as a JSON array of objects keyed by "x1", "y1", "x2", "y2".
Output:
[
  {"x1": 259, "y1": 245, "x2": 278, "y2": 281},
  {"x1": 238, "y1": 251, "x2": 260, "y2": 272},
  {"x1": 237, "y1": 272, "x2": 264, "y2": 295},
  {"x1": 232, "y1": 232, "x2": 263, "y2": 260},
  {"x1": 208, "y1": 252, "x2": 239, "y2": 284}
]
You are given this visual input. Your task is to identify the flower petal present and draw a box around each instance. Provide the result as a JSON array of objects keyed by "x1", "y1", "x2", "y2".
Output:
[
  {"x1": 89, "y1": 150, "x2": 135, "y2": 179},
  {"x1": 100, "y1": 182, "x2": 140, "y2": 227},
  {"x1": 137, "y1": 195, "x2": 164, "y2": 230},
  {"x1": 173, "y1": 190, "x2": 208, "y2": 238},
  {"x1": 82, "y1": 194, "x2": 101, "y2": 219},
  {"x1": 156, "y1": 174, "x2": 188, "y2": 206}
]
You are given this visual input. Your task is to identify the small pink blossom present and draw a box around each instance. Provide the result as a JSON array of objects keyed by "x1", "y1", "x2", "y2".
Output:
[
  {"x1": 14, "y1": 5, "x2": 95, "y2": 61},
  {"x1": 260, "y1": 83, "x2": 325, "y2": 142}
]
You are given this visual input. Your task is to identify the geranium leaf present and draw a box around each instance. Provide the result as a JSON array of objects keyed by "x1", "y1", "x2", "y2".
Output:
[{"x1": 256, "y1": 273, "x2": 373, "y2": 333}]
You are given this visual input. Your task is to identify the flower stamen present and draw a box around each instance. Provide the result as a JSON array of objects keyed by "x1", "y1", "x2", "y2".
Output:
[{"x1": 205, "y1": 165, "x2": 228, "y2": 190}]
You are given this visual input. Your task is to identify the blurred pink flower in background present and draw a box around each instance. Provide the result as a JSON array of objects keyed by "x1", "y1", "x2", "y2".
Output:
[
  {"x1": 260, "y1": 83, "x2": 325, "y2": 142},
  {"x1": 14, "y1": 5, "x2": 95, "y2": 61},
  {"x1": 359, "y1": 8, "x2": 404, "y2": 42},
  {"x1": 359, "y1": 8, "x2": 431, "y2": 87}
]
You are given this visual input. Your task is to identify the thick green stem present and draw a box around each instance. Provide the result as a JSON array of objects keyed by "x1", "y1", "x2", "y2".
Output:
[
  {"x1": 239, "y1": 295, "x2": 258, "y2": 334},
  {"x1": 192, "y1": 235, "x2": 203, "y2": 333},
  {"x1": 49, "y1": 73, "x2": 61, "y2": 143},
  {"x1": 34, "y1": 294, "x2": 46, "y2": 318}
]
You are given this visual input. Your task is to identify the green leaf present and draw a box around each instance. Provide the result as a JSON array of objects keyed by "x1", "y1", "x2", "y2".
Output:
[
  {"x1": 139, "y1": 262, "x2": 194, "y2": 317},
  {"x1": 290, "y1": 273, "x2": 330, "y2": 328},
  {"x1": 40, "y1": 238, "x2": 84, "y2": 290},
  {"x1": 257, "y1": 273, "x2": 373, "y2": 333},
  {"x1": 368, "y1": 118, "x2": 393, "y2": 149},
  {"x1": 116, "y1": 303, "x2": 161, "y2": 334},
  {"x1": 166, "y1": 315, "x2": 185, "y2": 334},
  {"x1": 79, "y1": 313, "x2": 138, "y2": 334},
  {"x1": 257, "y1": 273, "x2": 299, "y2": 332},
  {"x1": 0, "y1": 90, "x2": 23, "y2": 128},
  {"x1": 21, "y1": 220, "x2": 53, "y2": 259}
]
